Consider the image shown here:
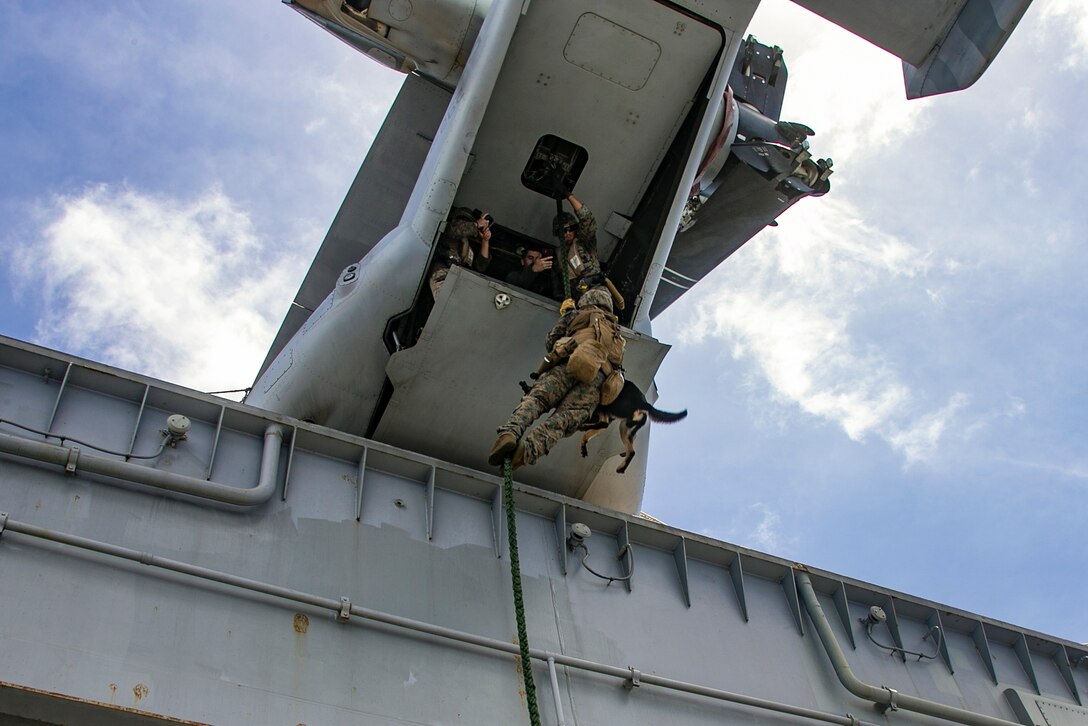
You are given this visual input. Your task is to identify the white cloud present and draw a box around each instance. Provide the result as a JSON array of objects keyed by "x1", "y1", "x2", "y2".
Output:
[
  {"x1": 697, "y1": 503, "x2": 795, "y2": 556},
  {"x1": 962, "y1": 396, "x2": 1026, "y2": 441},
  {"x1": 311, "y1": 59, "x2": 402, "y2": 141},
  {"x1": 749, "y1": 0, "x2": 931, "y2": 168},
  {"x1": 677, "y1": 195, "x2": 966, "y2": 461},
  {"x1": 1034, "y1": 0, "x2": 1088, "y2": 68},
  {"x1": 747, "y1": 502, "x2": 782, "y2": 551},
  {"x1": 998, "y1": 457, "x2": 1088, "y2": 482},
  {"x1": 887, "y1": 393, "x2": 968, "y2": 464},
  {"x1": 13, "y1": 185, "x2": 307, "y2": 396},
  {"x1": 301, "y1": 61, "x2": 404, "y2": 191},
  {"x1": 673, "y1": 0, "x2": 1062, "y2": 466}
]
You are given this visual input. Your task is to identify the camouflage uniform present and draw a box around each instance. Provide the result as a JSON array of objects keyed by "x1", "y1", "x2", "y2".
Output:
[
  {"x1": 495, "y1": 311, "x2": 603, "y2": 466},
  {"x1": 489, "y1": 202, "x2": 615, "y2": 468},
  {"x1": 558, "y1": 203, "x2": 600, "y2": 282},
  {"x1": 497, "y1": 367, "x2": 605, "y2": 467},
  {"x1": 429, "y1": 208, "x2": 490, "y2": 298}
]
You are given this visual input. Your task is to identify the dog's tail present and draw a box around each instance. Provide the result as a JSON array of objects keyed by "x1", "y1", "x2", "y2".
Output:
[{"x1": 646, "y1": 405, "x2": 687, "y2": 424}]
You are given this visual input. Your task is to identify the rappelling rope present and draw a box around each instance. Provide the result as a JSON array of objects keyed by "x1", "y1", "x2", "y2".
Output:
[
  {"x1": 556, "y1": 198, "x2": 572, "y2": 303},
  {"x1": 503, "y1": 457, "x2": 542, "y2": 726},
  {"x1": 500, "y1": 195, "x2": 571, "y2": 725}
]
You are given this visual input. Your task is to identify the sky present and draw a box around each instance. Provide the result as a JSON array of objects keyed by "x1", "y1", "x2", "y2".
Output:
[{"x1": 0, "y1": 1, "x2": 1085, "y2": 644}]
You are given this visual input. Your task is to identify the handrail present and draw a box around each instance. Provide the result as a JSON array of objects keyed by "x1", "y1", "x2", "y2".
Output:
[
  {"x1": 0, "y1": 513, "x2": 874, "y2": 726},
  {"x1": 0, "y1": 425, "x2": 284, "y2": 507},
  {"x1": 795, "y1": 571, "x2": 1021, "y2": 726}
]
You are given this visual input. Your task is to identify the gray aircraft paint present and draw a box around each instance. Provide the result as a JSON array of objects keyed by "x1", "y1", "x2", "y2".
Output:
[{"x1": 249, "y1": 0, "x2": 747, "y2": 510}]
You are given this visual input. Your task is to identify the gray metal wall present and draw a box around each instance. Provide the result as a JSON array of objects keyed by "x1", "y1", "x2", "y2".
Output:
[{"x1": 1, "y1": 335, "x2": 1086, "y2": 725}]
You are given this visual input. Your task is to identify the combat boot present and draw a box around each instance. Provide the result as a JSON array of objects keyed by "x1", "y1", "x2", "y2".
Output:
[{"x1": 488, "y1": 432, "x2": 518, "y2": 466}]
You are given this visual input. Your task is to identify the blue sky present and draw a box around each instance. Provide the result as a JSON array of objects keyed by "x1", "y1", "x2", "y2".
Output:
[{"x1": 1, "y1": 2, "x2": 1085, "y2": 643}]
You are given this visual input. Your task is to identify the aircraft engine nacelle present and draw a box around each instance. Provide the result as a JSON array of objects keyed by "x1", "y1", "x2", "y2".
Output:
[{"x1": 286, "y1": 0, "x2": 489, "y2": 84}]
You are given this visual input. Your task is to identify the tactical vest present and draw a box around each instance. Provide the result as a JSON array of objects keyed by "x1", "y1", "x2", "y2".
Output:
[{"x1": 564, "y1": 308, "x2": 626, "y2": 404}]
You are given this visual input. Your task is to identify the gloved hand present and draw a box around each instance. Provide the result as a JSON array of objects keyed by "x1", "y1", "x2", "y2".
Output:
[{"x1": 549, "y1": 176, "x2": 570, "y2": 199}]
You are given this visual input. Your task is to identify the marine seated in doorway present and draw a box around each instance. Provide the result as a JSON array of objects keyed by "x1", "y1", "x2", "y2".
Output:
[{"x1": 428, "y1": 207, "x2": 493, "y2": 299}]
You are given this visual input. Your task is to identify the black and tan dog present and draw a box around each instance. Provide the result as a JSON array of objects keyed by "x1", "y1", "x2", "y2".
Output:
[
  {"x1": 520, "y1": 377, "x2": 686, "y2": 473},
  {"x1": 579, "y1": 380, "x2": 687, "y2": 473}
]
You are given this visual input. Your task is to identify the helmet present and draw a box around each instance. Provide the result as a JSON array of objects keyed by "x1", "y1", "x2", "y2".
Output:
[
  {"x1": 552, "y1": 212, "x2": 577, "y2": 237},
  {"x1": 576, "y1": 286, "x2": 613, "y2": 312}
]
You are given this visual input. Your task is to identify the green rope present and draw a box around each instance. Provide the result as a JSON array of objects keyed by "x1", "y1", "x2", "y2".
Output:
[
  {"x1": 504, "y1": 457, "x2": 542, "y2": 726},
  {"x1": 556, "y1": 198, "x2": 572, "y2": 302}
]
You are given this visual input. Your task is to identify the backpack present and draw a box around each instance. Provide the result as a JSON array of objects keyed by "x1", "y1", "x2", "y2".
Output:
[{"x1": 564, "y1": 308, "x2": 626, "y2": 404}]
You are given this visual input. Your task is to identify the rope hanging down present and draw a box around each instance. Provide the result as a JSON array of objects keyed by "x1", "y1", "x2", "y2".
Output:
[
  {"x1": 503, "y1": 457, "x2": 542, "y2": 726},
  {"x1": 556, "y1": 198, "x2": 572, "y2": 302},
  {"x1": 504, "y1": 197, "x2": 570, "y2": 725}
]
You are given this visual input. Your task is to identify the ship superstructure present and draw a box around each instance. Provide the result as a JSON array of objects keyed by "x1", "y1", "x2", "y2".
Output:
[{"x1": 2, "y1": 335, "x2": 1086, "y2": 725}]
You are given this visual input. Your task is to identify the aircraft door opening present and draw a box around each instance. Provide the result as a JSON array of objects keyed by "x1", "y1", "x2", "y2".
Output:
[{"x1": 521, "y1": 135, "x2": 588, "y2": 201}]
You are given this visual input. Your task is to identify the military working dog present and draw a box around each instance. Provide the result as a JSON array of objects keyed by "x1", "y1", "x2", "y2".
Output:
[
  {"x1": 517, "y1": 377, "x2": 687, "y2": 473},
  {"x1": 578, "y1": 380, "x2": 687, "y2": 473}
]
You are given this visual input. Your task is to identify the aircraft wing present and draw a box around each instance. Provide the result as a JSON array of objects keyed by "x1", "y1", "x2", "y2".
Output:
[
  {"x1": 255, "y1": 74, "x2": 451, "y2": 381},
  {"x1": 788, "y1": 0, "x2": 1034, "y2": 98}
]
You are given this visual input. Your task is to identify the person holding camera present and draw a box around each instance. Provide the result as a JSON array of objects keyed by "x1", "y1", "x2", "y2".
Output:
[
  {"x1": 505, "y1": 245, "x2": 556, "y2": 299},
  {"x1": 428, "y1": 207, "x2": 493, "y2": 299}
]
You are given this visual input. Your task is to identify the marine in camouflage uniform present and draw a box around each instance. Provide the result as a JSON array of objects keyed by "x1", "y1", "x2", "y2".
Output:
[
  {"x1": 429, "y1": 207, "x2": 492, "y2": 298},
  {"x1": 555, "y1": 193, "x2": 600, "y2": 286},
  {"x1": 488, "y1": 287, "x2": 614, "y2": 468}
]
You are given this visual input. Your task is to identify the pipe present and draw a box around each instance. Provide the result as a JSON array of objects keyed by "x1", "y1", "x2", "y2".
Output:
[
  {"x1": 795, "y1": 572, "x2": 1021, "y2": 726},
  {"x1": 0, "y1": 515, "x2": 871, "y2": 726},
  {"x1": 0, "y1": 425, "x2": 284, "y2": 507},
  {"x1": 400, "y1": 0, "x2": 524, "y2": 244},
  {"x1": 547, "y1": 656, "x2": 566, "y2": 726}
]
